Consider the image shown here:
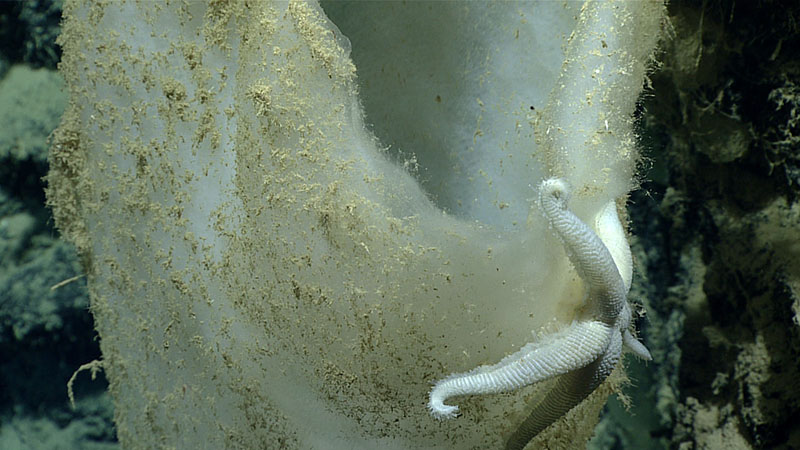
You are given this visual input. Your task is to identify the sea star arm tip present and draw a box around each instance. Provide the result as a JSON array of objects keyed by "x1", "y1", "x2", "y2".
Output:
[
  {"x1": 623, "y1": 329, "x2": 652, "y2": 360},
  {"x1": 428, "y1": 392, "x2": 460, "y2": 420}
]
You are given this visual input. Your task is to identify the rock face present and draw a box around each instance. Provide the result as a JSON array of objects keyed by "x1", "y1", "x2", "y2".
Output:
[
  {"x1": 591, "y1": 3, "x2": 800, "y2": 449},
  {"x1": 637, "y1": 2, "x2": 800, "y2": 448}
]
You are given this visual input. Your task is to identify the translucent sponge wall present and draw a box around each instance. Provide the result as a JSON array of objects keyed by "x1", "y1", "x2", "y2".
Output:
[{"x1": 47, "y1": 1, "x2": 663, "y2": 448}]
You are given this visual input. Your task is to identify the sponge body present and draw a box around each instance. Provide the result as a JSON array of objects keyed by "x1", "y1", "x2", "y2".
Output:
[{"x1": 47, "y1": 1, "x2": 664, "y2": 448}]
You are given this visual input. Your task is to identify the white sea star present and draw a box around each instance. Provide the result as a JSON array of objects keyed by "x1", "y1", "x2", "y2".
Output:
[{"x1": 427, "y1": 178, "x2": 651, "y2": 446}]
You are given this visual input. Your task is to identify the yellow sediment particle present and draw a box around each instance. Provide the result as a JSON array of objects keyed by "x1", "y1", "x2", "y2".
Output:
[
  {"x1": 287, "y1": 0, "x2": 356, "y2": 84},
  {"x1": 202, "y1": 0, "x2": 235, "y2": 48},
  {"x1": 247, "y1": 83, "x2": 273, "y2": 116}
]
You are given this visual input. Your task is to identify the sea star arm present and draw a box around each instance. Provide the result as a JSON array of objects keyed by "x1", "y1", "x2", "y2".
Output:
[
  {"x1": 538, "y1": 178, "x2": 628, "y2": 325},
  {"x1": 541, "y1": 178, "x2": 651, "y2": 360},
  {"x1": 623, "y1": 329, "x2": 652, "y2": 360},
  {"x1": 427, "y1": 320, "x2": 612, "y2": 419},
  {"x1": 504, "y1": 329, "x2": 623, "y2": 450}
]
